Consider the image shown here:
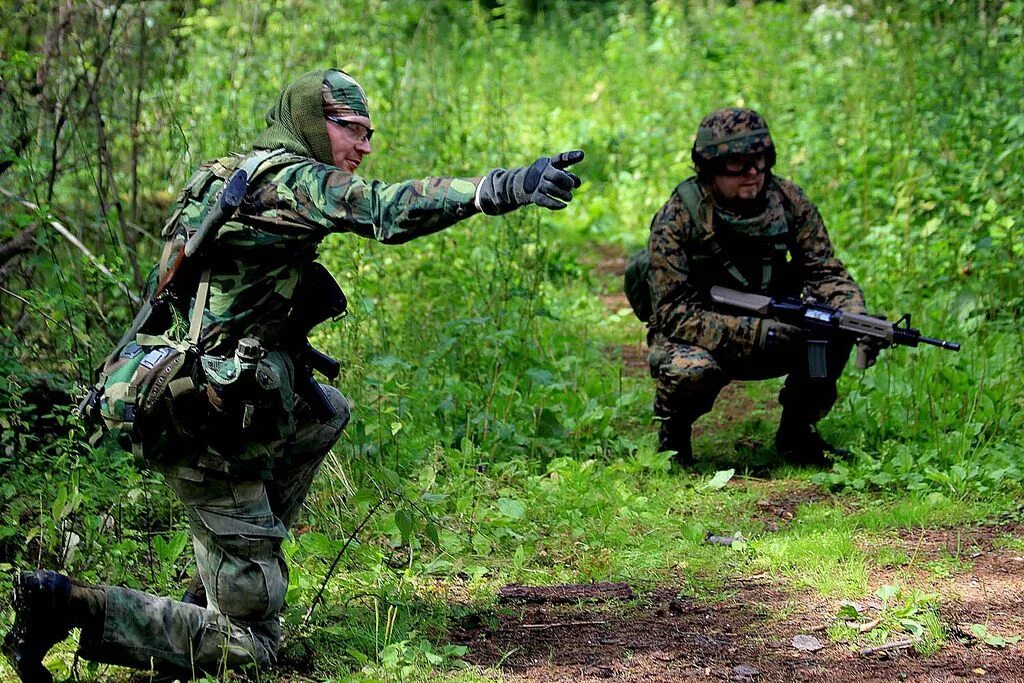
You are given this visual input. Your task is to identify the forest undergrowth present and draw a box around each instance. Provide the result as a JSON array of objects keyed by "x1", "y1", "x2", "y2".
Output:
[{"x1": 1, "y1": 0, "x2": 1022, "y2": 680}]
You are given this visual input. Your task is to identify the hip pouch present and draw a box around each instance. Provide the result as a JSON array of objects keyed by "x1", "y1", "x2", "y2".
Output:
[
  {"x1": 199, "y1": 342, "x2": 296, "y2": 462},
  {"x1": 96, "y1": 342, "x2": 206, "y2": 464}
]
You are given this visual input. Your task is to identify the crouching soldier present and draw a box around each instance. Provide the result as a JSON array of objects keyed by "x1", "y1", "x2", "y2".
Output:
[{"x1": 639, "y1": 108, "x2": 869, "y2": 465}]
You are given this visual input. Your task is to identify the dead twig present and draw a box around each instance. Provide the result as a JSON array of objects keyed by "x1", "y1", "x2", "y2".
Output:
[
  {"x1": 520, "y1": 620, "x2": 607, "y2": 630},
  {"x1": 849, "y1": 617, "x2": 882, "y2": 634},
  {"x1": 857, "y1": 638, "x2": 917, "y2": 656}
]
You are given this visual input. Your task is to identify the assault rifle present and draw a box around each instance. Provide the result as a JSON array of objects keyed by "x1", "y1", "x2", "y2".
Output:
[{"x1": 710, "y1": 286, "x2": 960, "y2": 377}]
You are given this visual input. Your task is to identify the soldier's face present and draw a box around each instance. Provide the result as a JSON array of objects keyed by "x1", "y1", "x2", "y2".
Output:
[
  {"x1": 712, "y1": 155, "x2": 766, "y2": 202},
  {"x1": 327, "y1": 115, "x2": 374, "y2": 172}
]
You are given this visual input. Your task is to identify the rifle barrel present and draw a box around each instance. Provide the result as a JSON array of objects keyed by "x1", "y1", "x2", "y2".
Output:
[{"x1": 919, "y1": 336, "x2": 960, "y2": 351}]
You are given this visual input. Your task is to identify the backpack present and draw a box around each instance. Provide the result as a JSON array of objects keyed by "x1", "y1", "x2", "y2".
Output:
[
  {"x1": 624, "y1": 248, "x2": 653, "y2": 322},
  {"x1": 85, "y1": 148, "x2": 296, "y2": 465}
]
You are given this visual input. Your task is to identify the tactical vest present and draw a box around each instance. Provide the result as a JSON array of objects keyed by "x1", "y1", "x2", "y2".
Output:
[
  {"x1": 624, "y1": 177, "x2": 799, "y2": 323},
  {"x1": 88, "y1": 148, "x2": 310, "y2": 470}
]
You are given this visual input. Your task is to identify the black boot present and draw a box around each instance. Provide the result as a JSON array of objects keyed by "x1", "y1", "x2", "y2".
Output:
[
  {"x1": 3, "y1": 570, "x2": 74, "y2": 683},
  {"x1": 3, "y1": 570, "x2": 106, "y2": 683},
  {"x1": 775, "y1": 418, "x2": 848, "y2": 465},
  {"x1": 181, "y1": 572, "x2": 207, "y2": 607},
  {"x1": 659, "y1": 421, "x2": 693, "y2": 466}
]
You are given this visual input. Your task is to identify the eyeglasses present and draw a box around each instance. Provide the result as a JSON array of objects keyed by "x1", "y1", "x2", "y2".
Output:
[
  {"x1": 326, "y1": 116, "x2": 374, "y2": 143},
  {"x1": 719, "y1": 154, "x2": 768, "y2": 176}
]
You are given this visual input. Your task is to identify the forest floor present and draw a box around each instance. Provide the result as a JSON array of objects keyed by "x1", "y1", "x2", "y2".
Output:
[
  {"x1": 449, "y1": 510, "x2": 1024, "y2": 682},
  {"x1": 19, "y1": 248, "x2": 1024, "y2": 683}
]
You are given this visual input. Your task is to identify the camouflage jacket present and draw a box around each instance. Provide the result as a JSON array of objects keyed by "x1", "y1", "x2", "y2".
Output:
[
  {"x1": 648, "y1": 175, "x2": 865, "y2": 356},
  {"x1": 164, "y1": 150, "x2": 480, "y2": 354}
]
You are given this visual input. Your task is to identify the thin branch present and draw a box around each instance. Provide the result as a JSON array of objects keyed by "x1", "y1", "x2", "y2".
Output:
[
  {"x1": 0, "y1": 285, "x2": 78, "y2": 336},
  {"x1": 520, "y1": 620, "x2": 607, "y2": 630},
  {"x1": 302, "y1": 494, "x2": 393, "y2": 626},
  {"x1": 0, "y1": 186, "x2": 139, "y2": 304},
  {"x1": 857, "y1": 638, "x2": 917, "y2": 656}
]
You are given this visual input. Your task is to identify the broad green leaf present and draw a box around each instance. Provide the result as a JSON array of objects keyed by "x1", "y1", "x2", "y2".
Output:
[
  {"x1": 497, "y1": 497, "x2": 525, "y2": 520},
  {"x1": 701, "y1": 469, "x2": 735, "y2": 491},
  {"x1": 876, "y1": 584, "x2": 899, "y2": 602}
]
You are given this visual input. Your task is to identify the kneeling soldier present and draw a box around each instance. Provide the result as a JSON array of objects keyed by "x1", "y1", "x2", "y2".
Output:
[{"x1": 4, "y1": 68, "x2": 583, "y2": 682}]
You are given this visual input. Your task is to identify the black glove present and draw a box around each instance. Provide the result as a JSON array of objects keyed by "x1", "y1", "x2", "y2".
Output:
[
  {"x1": 476, "y1": 150, "x2": 584, "y2": 215},
  {"x1": 755, "y1": 319, "x2": 803, "y2": 353}
]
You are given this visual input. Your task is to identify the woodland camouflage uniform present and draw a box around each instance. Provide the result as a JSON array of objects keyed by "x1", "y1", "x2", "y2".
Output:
[
  {"x1": 647, "y1": 108, "x2": 865, "y2": 459},
  {"x1": 4, "y1": 69, "x2": 582, "y2": 682},
  {"x1": 82, "y1": 69, "x2": 483, "y2": 676}
]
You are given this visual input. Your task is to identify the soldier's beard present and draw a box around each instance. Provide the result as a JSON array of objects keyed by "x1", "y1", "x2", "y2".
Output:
[{"x1": 714, "y1": 173, "x2": 770, "y2": 217}]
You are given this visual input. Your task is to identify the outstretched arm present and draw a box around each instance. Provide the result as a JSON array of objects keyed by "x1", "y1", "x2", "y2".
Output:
[{"x1": 277, "y1": 150, "x2": 584, "y2": 244}]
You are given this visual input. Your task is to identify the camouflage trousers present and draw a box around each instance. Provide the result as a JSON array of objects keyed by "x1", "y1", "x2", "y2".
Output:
[
  {"x1": 648, "y1": 332, "x2": 852, "y2": 428},
  {"x1": 77, "y1": 385, "x2": 351, "y2": 676}
]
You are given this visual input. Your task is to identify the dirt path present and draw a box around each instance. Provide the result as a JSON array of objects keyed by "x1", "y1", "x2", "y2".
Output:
[
  {"x1": 469, "y1": 247, "x2": 1024, "y2": 681},
  {"x1": 262, "y1": 498, "x2": 1023, "y2": 683},
  {"x1": 451, "y1": 522, "x2": 1024, "y2": 682}
]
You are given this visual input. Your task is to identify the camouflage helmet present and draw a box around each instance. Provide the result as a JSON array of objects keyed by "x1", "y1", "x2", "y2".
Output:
[{"x1": 691, "y1": 107, "x2": 776, "y2": 169}]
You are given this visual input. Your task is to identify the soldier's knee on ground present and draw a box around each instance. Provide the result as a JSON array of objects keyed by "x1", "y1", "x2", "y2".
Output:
[
  {"x1": 194, "y1": 616, "x2": 280, "y2": 672},
  {"x1": 210, "y1": 533, "x2": 287, "y2": 622}
]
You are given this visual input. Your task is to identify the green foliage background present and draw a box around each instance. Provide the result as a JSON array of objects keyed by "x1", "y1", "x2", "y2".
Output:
[{"x1": 1, "y1": 0, "x2": 1022, "y2": 679}]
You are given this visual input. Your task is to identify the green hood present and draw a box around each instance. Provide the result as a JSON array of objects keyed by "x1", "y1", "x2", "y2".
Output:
[{"x1": 252, "y1": 69, "x2": 335, "y2": 165}]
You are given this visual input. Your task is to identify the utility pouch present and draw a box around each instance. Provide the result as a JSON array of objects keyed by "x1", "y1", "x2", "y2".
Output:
[
  {"x1": 201, "y1": 342, "x2": 295, "y2": 461},
  {"x1": 95, "y1": 342, "x2": 205, "y2": 463}
]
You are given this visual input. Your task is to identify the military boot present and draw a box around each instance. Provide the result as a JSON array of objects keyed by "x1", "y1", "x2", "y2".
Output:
[
  {"x1": 774, "y1": 417, "x2": 848, "y2": 466},
  {"x1": 181, "y1": 571, "x2": 207, "y2": 607},
  {"x1": 658, "y1": 421, "x2": 693, "y2": 466},
  {"x1": 2, "y1": 570, "x2": 105, "y2": 683}
]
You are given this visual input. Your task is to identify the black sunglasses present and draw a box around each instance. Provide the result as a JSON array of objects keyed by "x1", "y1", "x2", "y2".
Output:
[
  {"x1": 718, "y1": 154, "x2": 768, "y2": 176},
  {"x1": 326, "y1": 116, "x2": 374, "y2": 143}
]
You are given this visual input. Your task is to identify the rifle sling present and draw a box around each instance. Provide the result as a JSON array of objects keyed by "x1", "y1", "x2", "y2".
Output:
[{"x1": 189, "y1": 267, "x2": 211, "y2": 345}]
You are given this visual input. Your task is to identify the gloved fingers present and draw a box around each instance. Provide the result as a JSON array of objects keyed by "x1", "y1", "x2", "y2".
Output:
[
  {"x1": 543, "y1": 166, "x2": 581, "y2": 191},
  {"x1": 522, "y1": 158, "x2": 549, "y2": 194},
  {"x1": 538, "y1": 176, "x2": 574, "y2": 203},
  {"x1": 551, "y1": 149, "x2": 585, "y2": 170},
  {"x1": 555, "y1": 169, "x2": 582, "y2": 189},
  {"x1": 532, "y1": 193, "x2": 569, "y2": 211}
]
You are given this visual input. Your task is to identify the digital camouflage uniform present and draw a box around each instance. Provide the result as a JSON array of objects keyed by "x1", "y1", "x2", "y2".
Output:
[
  {"x1": 77, "y1": 69, "x2": 485, "y2": 676},
  {"x1": 647, "y1": 108, "x2": 865, "y2": 453}
]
